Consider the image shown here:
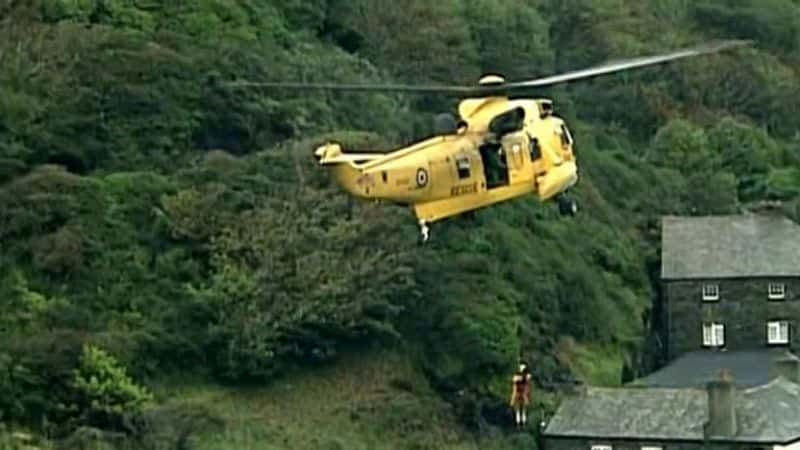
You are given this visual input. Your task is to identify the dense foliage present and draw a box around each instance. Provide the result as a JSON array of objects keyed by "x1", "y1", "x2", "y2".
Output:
[{"x1": 2, "y1": 0, "x2": 800, "y2": 447}]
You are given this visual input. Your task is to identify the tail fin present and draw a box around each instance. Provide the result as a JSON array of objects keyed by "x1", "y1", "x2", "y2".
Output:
[{"x1": 314, "y1": 143, "x2": 383, "y2": 198}]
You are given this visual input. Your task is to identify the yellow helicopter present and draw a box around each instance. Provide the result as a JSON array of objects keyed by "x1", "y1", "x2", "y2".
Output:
[{"x1": 229, "y1": 40, "x2": 750, "y2": 242}]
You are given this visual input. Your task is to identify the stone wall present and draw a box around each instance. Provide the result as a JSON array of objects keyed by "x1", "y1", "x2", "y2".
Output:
[{"x1": 663, "y1": 277, "x2": 800, "y2": 361}]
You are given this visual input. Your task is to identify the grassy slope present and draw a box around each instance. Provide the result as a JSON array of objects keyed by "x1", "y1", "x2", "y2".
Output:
[{"x1": 155, "y1": 350, "x2": 541, "y2": 450}]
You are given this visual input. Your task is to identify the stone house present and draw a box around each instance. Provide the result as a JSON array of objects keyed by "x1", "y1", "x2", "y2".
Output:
[
  {"x1": 659, "y1": 214, "x2": 800, "y2": 361},
  {"x1": 540, "y1": 213, "x2": 800, "y2": 450},
  {"x1": 541, "y1": 356, "x2": 800, "y2": 450}
]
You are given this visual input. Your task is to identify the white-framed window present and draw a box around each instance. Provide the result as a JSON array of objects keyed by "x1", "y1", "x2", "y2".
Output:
[
  {"x1": 591, "y1": 445, "x2": 612, "y2": 450},
  {"x1": 702, "y1": 283, "x2": 719, "y2": 301},
  {"x1": 768, "y1": 283, "x2": 786, "y2": 300},
  {"x1": 768, "y1": 320, "x2": 789, "y2": 344},
  {"x1": 703, "y1": 322, "x2": 725, "y2": 347},
  {"x1": 455, "y1": 154, "x2": 471, "y2": 179}
]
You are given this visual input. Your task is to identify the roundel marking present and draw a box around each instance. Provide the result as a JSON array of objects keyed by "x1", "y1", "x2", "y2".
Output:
[{"x1": 416, "y1": 168, "x2": 428, "y2": 187}]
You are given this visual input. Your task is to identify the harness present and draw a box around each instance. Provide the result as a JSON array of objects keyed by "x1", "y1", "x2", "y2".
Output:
[{"x1": 511, "y1": 371, "x2": 531, "y2": 403}]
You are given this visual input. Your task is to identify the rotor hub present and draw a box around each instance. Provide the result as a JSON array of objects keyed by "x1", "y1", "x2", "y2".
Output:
[{"x1": 478, "y1": 74, "x2": 506, "y2": 86}]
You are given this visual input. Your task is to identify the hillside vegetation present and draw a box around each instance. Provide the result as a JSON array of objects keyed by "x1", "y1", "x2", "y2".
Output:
[{"x1": 2, "y1": 0, "x2": 800, "y2": 449}]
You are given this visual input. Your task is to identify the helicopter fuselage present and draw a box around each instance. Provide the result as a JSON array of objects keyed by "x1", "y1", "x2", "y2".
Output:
[{"x1": 313, "y1": 97, "x2": 578, "y2": 225}]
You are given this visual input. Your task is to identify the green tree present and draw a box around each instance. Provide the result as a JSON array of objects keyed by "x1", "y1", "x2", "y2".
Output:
[
  {"x1": 462, "y1": 0, "x2": 555, "y2": 79},
  {"x1": 707, "y1": 116, "x2": 777, "y2": 201},
  {"x1": 70, "y1": 344, "x2": 154, "y2": 431}
]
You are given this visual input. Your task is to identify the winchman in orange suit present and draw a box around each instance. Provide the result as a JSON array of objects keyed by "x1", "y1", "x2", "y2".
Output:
[{"x1": 509, "y1": 361, "x2": 532, "y2": 429}]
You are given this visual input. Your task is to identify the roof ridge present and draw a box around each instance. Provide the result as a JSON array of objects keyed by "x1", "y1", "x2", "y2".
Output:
[
  {"x1": 741, "y1": 376, "x2": 800, "y2": 395},
  {"x1": 742, "y1": 378, "x2": 781, "y2": 393},
  {"x1": 587, "y1": 385, "x2": 704, "y2": 394}
]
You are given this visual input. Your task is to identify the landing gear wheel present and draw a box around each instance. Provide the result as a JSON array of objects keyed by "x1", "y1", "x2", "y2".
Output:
[{"x1": 557, "y1": 194, "x2": 578, "y2": 216}]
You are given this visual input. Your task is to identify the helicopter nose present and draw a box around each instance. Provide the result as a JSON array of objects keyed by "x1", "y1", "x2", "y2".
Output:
[
  {"x1": 568, "y1": 165, "x2": 578, "y2": 188},
  {"x1": 537, "y1": 161, "x2": 578, "y2": 200}
]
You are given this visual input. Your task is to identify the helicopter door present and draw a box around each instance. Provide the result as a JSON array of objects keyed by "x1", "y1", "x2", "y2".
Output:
[
  {"x1": 501, "y1": 131, "x2": 527, "y2": 180},
  {"x1": 479, "y1": 144, "x2": 509, "y2": 189},
  {"x1": 509, "y1": 140, "x2": 525, "y2": 169}
]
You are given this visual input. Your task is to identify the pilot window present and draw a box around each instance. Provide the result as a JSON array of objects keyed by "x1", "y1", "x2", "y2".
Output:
[
  {"x1": 529, "y1": 137, "x2": 541, "y2": 161},
  {"x1": 559, "y1": 124, "x2": 574, "y2": 146},
  {"x1": 455, "y1": 155, "x2": 470, "y2": 178}
]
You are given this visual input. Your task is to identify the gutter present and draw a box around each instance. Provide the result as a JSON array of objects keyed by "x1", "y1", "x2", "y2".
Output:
[{"x1": 541, "y1": 433, "x2": 800, "y2": 446}]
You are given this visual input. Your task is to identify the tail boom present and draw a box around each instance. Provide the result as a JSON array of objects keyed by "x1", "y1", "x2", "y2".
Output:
[{"x1": 314, "y1": 143, "x2": 386, "y2": 198}]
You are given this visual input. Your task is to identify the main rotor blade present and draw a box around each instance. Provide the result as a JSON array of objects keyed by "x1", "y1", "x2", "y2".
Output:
[
  {"x1": 221, "y1": 39, "x2": 751, "y2": 96},
  {"x1": 502, "y1": 39, "x2": 752, "y2": 90},
  {"x1": 222, "y1": 80, "x2": 483, "y2": 94}
]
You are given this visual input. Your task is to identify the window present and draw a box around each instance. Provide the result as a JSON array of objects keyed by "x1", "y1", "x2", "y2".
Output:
[
  {"x1": 455, "y1": 155, "x2": 470, "y2": 179},
  {"x1": 559, "y1": 124, "x2": 574, "y2": 146},
  {"x1": 768, "y1": 320, "x2": 789, "y2": 344},
  {"x1": 529, "y1": 137, "x2": 541, "y2": 161},
  {"x1": 591, "y1": 446, "x2": 612, "y2": 450},
  {"x1": 703, "y1": 322, "x2": 725, "y2": 347},
  {"x1": 768, "y1": 283, "x2": 786, "y2": 300},
  {"x1": 702, "y1": 283, "x2": 719, "y2": 301}
]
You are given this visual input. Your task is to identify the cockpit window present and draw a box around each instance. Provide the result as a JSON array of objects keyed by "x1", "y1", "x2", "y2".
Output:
[
  {"x1": 559, "y1": 124, "x2": 573, "y2": 146},
  {"x1": 529, "y1": 136, "x2": 541, "y2": 161}
]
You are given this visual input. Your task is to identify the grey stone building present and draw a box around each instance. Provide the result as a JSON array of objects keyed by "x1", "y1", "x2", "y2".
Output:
[
  {"x1": 540, "y1": 213, "x2": 800, "y2": 449},
  {"x1": 541, "y1": 356, "x2": 800, "y2": 450},
  {"x1": 659, "y1": 214, "x2": 800, "y2": 361}
]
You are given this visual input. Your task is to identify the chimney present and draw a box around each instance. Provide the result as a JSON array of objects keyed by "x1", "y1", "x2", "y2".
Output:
[
  {"x1": 568, "y1": 380, "x2": 588, "y2": 396},
  {"x1": 704, "y1": 369, "x2": 736, "y2": 439},
  {"x1": 774, "y1": 353, "x2": 800, "y2": 383}
]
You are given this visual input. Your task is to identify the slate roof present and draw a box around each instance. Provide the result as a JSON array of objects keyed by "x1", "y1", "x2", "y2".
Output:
[
  {"x1": 544, "y1": 386, "x2": 706, "y2": 441},
  {"x1": 543, "y1": 378, "x2": 800, "y2": 444},
  {"x1": 660, "y1": 214, "x2": 800, "y2": 279},
  {"x1": 630, "y1": 349, "x2": 798, "y2": 388}
]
